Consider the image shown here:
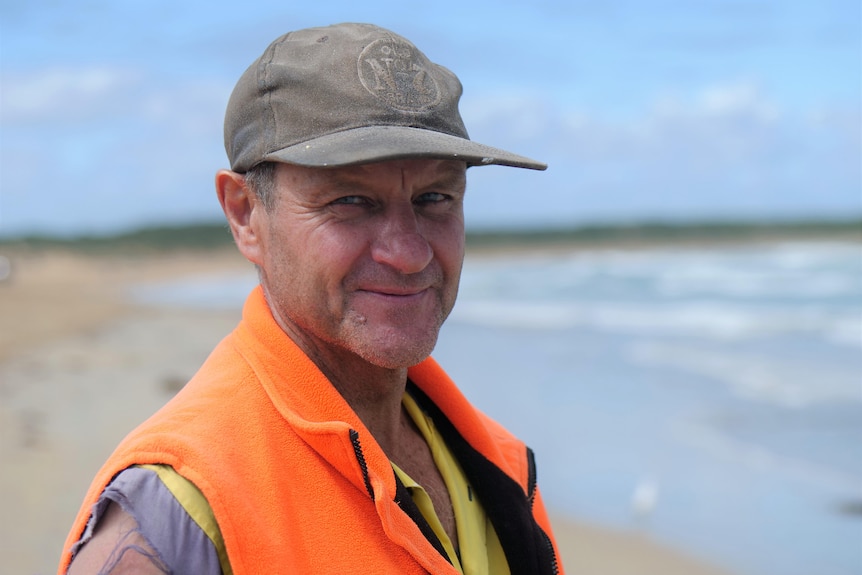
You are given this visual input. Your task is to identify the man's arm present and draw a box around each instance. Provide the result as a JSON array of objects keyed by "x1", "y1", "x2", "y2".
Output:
[
  {"x1": 63, "y1": 466, "x2": 224, "y2": 575},
  {"x1": 66, "y1": 502, "x2": 170, "y2": 575}
]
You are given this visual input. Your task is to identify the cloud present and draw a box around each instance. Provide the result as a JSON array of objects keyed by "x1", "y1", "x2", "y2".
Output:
[
  {"x1": 464, "y1": 81, "x2": 787, "y2": 166},
  {"x1": 461, "y1": 81, "x2": 860, "y2": 228},
  {"x1": 0, "y1": 66, "x2": 234, "y2": 236},
  {"x1": 673, "y1": 82, "x2": 779, "y2": 121},
  {"x1": 2, "y1": 66, "x2": 141, "y2": 124}
]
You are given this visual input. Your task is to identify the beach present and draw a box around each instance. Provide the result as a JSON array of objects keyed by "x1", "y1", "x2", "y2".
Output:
[{"x1": 0, "y1": 246, "x2": 751, "y2": 575}]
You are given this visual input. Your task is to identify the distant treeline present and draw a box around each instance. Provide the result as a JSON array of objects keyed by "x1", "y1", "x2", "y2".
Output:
[
  {"x1": 1, "y1": 218, "x2": 860, "y2": 253},
  {"x1": 0, "y1": 223, "x2": 236, "y2": 253},
  {"x1": 465, "y1": 218, "x2": 862, "y2": 249}
]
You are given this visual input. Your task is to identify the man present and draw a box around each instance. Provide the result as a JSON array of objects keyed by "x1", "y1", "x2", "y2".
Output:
[{"x1": 60, "y1": 23, "x2": 562, "y2": 575}]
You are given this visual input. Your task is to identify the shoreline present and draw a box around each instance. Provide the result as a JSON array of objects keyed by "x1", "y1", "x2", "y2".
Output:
[{"x1": 0, "y1": 247, "x2": 738, "y2": 574}]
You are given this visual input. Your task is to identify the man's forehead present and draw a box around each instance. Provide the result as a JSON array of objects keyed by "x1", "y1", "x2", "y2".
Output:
[{"x1": 275, "y1": 159, "x2": 467, "y2": 190}]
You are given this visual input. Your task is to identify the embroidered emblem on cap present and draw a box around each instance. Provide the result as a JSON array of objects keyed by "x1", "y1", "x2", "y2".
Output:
[{"x1": 358, "y1": 37, "x2": 442, "y2": 112}]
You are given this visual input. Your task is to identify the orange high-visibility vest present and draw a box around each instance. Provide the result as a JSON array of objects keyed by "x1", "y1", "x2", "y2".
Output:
[{"x1": 59, "y1": 287, "x2": 562, "y2": 575}]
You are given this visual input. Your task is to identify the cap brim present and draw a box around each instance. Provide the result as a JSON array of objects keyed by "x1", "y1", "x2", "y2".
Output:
[{"x1": 261, "y1": 125, "x2": 547, "y2": 170}]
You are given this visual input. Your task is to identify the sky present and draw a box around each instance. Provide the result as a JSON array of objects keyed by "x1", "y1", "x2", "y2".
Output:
[{"x1": 1, "y1": 0, "x2": 860, "y2": 236}]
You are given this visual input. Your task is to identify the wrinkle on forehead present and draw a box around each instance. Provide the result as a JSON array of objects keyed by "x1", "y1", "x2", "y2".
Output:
[{"x1": 276, "y1": 159, "x2": 467, "y2": 198}]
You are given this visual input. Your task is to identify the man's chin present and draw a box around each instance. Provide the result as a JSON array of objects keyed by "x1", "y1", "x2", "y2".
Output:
[
  {"x1": 358, "y1": 345, "x2": 435, "y2": 371},
  {"x1": 347, "y1": 328, "x2": 440, "y2": 370}
]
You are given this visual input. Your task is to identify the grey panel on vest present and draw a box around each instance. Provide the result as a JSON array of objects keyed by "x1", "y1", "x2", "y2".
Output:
[{"x1": 72, "y1": 467, "x2": 222, "y2": 575}]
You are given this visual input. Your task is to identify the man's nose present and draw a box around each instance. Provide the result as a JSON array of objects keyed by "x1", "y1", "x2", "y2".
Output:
[{"x1": 370, "y1": 205, "x2": 433, "y2": 274}]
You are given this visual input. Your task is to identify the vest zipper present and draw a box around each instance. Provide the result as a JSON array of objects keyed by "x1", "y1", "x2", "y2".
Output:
[
  {"x1": 527, "y1": 447, "x2": 538, "y2": 507},
  {"x1": 527, "y1": 447, "x2": 560, "y2": 574},
  {"x1": 349, "y1": 429, "x2": 375, "y2": 501},
  {"x1": 541, "y1": 528, "x2": 560, "y2": 575}
]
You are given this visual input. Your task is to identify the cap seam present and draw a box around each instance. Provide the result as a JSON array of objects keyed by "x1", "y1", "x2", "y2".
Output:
[{"x1": 259, "y1": 34, "x2": 291, "y2": 159}]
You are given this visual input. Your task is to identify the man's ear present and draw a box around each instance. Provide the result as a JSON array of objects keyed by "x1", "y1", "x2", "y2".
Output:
[{"x1": 215, "y1": 169, "x2": 265, "y2": 266}]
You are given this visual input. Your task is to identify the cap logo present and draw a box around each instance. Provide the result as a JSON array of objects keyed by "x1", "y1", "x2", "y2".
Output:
[{"x1": 358, "y1": 37, "x2": 442, "y2": 112}]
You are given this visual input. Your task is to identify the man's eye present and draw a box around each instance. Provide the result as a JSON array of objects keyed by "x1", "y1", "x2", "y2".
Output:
[
  {"x1": 416, "y1": 192, "x2": 448, "y2": 204},
  {"x1": 331, "y1": 196, "x2": 367, "y2": 206}
]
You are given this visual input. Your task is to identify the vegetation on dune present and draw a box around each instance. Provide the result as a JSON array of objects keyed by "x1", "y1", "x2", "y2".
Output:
[
  {"x1": 464, "y1": 218, "x2": 862, "y2": 249},
  {"x1": 0, "y1": 223, "x2": 236, "y2": 253}
]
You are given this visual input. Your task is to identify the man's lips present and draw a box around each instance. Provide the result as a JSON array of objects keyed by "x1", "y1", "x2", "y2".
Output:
[{"x1": 357, "y1": 286, "x2": 430, "y2": 297}]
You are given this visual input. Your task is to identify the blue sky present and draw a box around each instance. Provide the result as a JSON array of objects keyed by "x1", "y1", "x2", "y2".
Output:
[{"x1": 1, "y1": 0, "x2": 859, "y2": 236}]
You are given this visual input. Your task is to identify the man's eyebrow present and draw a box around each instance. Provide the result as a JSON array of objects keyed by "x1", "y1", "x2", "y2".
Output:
[
  {"x1": 322, "y1": 178, "x2": 369, "y2": 194},
  {"x1": 318, "y1": 167, "x2": 467, "y2": 196},
  {"x1": 297, "y1": 175, "x2": 370, "y2": 201},
  {"x1": 416, "y1": 169, "x2": 468, "y2": 194},
  {"x1": 416, "y1": 169, "x2": 467, "y2": 197}
]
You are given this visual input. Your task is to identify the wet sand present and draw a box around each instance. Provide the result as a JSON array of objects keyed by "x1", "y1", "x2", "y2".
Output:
[{"x1": 0, "y1": 247, "x2": 735, "y2": 575}]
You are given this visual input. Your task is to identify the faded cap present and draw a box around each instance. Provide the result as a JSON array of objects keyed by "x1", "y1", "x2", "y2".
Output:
[{"x1": 224, "y1": 23, "x2": 547, "y2": 172}]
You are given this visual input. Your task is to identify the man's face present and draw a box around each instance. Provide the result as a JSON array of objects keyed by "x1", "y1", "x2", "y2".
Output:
[{"x1": 255, "y1": 159, "x2": 467, "y2": 370}]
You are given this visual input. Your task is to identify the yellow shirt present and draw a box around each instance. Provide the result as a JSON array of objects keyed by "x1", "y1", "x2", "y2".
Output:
[{"x1": 394, "y1": 392, "x2": 510, "y2": 575}]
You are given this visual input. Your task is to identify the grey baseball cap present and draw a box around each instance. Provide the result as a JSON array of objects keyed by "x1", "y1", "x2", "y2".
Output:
[{"x1": 224, "y1": 23, "x2": 547, "y2": 172}]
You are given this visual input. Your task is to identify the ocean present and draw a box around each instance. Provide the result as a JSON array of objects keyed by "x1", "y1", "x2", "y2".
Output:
[{"x1": 132, "y1": 239, "x2": 862, "y2": 575}]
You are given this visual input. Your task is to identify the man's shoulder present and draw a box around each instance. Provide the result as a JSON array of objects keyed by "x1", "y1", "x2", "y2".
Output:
[
  {"x1": 68, "y1": 465, "x2": 227, "y2": 575},
  {"x1": 103, "y1": 331, "x2": 275, "y2": 469}
]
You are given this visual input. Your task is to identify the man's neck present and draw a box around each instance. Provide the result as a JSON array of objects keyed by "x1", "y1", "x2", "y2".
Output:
[
  {"x1": 325, "y1": 361, "x2": 409, "y2": 456},
  {"x1": 265, "y1": 293, "x2": 420, "y2": 457},
  {"x1": 285, "y1": 332, "x2": 410, "y2": 454}
]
